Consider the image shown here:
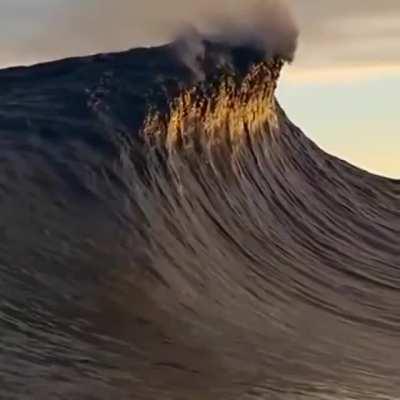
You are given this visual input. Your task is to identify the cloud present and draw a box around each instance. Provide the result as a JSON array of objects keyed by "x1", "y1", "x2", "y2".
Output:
[
  {"x1": 289, "y1": 0, "x2": 400, "y2": 68},
  {"x1": 281, "y1": 64, "x2": 400, "y2": 86}
]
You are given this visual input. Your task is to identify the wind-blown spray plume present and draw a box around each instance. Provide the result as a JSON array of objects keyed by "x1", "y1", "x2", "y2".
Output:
[{"x1": 174, "y1": 0, "x2": 298, "y2": 79}]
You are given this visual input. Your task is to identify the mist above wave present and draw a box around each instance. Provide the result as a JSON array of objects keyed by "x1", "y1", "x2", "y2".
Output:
[{"x1": 172, "y1": 0, "x2": 299, "y2": 80}]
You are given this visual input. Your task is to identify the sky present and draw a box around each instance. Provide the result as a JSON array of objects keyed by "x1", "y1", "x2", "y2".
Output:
[{"x1": 0, "y1": 0, "x2": 399, "y2": 178}]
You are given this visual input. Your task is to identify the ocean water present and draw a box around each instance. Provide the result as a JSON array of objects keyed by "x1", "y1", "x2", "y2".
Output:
[{"x1": 0, "y1": 42, "x2": 399, "y2": 399}]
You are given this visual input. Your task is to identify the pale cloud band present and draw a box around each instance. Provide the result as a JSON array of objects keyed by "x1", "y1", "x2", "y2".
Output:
[{"x1": 282, "y1": 64, "x2": 400, "y2": 86}]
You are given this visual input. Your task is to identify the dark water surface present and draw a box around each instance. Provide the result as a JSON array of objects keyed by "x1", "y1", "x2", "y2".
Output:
[{"x1": 0, "y1": 43, "x2": 399, "y2": 399}]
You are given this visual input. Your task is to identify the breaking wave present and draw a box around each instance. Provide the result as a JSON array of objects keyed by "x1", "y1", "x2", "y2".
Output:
[{"x1": 0, "y1": 40, "x2": 399, "y2": 399}]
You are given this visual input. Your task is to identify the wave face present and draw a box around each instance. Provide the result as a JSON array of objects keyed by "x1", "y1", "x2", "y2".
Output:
[{"x1": 0, "y1": 42, "x2": 399, "y2": 399}]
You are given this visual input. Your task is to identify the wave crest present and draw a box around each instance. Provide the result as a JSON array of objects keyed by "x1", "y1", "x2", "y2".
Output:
[{"x1": 142, "y1": 58, "x2": 284, "y2": 155}]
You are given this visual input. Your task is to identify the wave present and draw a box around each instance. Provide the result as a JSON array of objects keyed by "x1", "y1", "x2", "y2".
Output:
[{"x1": 0, "y1": 42, "x2": 399, "y2": 399}]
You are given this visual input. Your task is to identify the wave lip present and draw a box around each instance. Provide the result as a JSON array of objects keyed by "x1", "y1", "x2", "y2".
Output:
[{"x1": 143, "y1": 57, "x2": 284, "y2": 153}]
